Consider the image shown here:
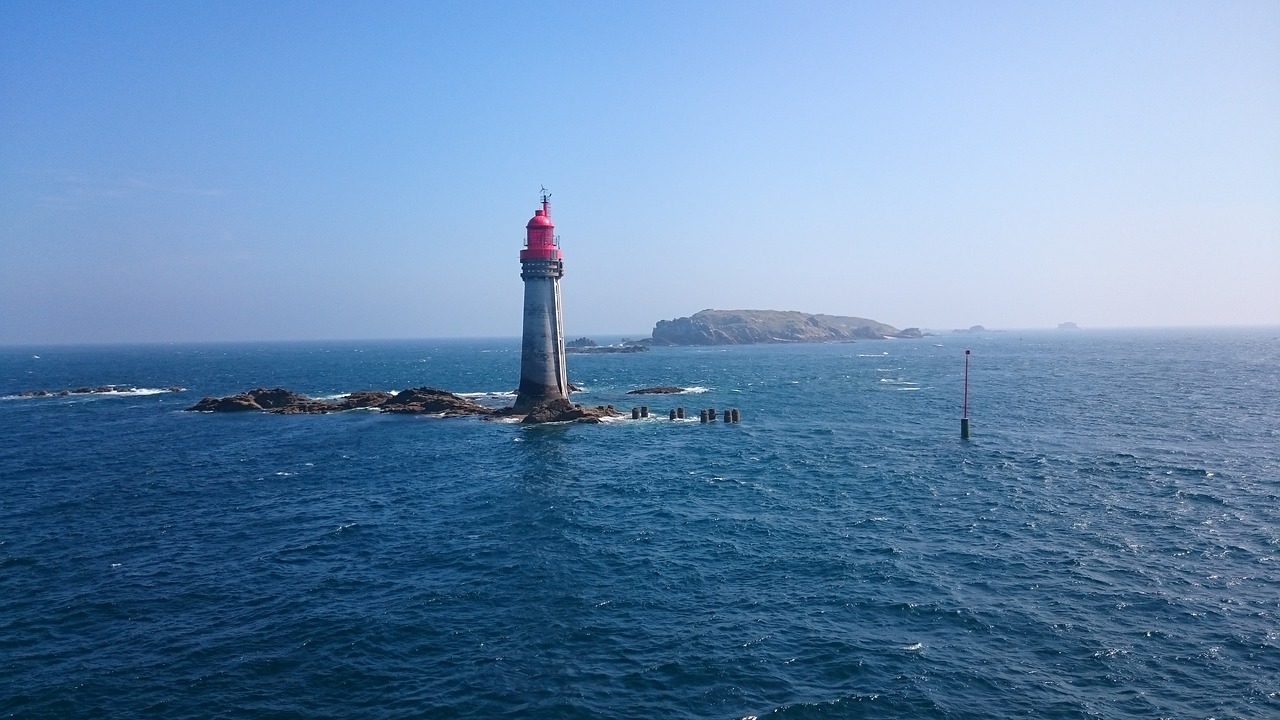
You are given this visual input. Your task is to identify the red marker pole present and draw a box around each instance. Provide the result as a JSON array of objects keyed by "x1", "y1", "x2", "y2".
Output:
[{"x1": 961, "y1": 349, "x2": 971, "y2": 440}]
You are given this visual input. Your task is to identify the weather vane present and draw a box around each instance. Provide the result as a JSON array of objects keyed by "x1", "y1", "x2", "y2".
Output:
[{"x1": 539, "y1": 185, "x2": 551, "y2": 203}]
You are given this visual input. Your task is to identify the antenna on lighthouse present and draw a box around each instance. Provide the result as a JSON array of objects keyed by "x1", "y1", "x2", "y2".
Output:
[{"x1": 539, "y1": 185, "x2": 552, "y2": 204}]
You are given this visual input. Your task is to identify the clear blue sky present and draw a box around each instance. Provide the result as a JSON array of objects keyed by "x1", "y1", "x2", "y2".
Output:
[{"x1": 2, "y1": 0, "x2": 1277, "y2": 343}]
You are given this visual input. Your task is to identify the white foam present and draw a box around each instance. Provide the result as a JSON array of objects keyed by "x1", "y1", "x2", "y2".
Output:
[
  {"x1": 457, "y1": 390, "x2": 517, "y2": 399},
  {"x1": 680, "y1": 386, "x2": 710, "y2": 394}
]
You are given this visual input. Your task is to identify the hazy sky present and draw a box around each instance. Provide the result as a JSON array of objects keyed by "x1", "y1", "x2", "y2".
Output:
[{"x1": 2, "y1": 1, "x2": 1277, "y2": 343}]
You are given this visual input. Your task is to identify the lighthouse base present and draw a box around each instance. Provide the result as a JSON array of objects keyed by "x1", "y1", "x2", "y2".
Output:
[{"x1": 514, "y1": 380, "x2": 568, "y2": 414}]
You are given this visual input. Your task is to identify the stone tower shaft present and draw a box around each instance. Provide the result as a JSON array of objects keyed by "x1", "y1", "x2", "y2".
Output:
[{"x1": 513, "y1": 192, "x2": 568, "y2": 412}]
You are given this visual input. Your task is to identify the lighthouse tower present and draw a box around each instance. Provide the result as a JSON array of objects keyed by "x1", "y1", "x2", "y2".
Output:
[{"x1": 513, "y1": 189, "x2": 569, "y2": 412}]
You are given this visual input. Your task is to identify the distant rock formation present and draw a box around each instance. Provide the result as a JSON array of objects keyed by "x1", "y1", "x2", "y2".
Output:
[
  {"x1": 13, "y1": 385, "x2": 184, "y2": 397},
  {"x1": 651, "y1": 309, "x2": 900, "y2": 345},
  {"x1": 1058, "y1": 322, "x2": 1079, "y2": 330},
  {"x1": 564, "y1": 336, "x2": 649, "y2": 353},
  {"x1": 566, "y1": 345, "x2": 648, "y2": 354},
  {"x1": 952, "y1": 325, "x2": 988, "y2": 334},
  {"x1": 186, "y1": 386, "x2": 620, "y2": 424}
]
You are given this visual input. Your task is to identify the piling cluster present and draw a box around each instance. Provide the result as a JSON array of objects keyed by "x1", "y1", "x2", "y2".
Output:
[
  {"x1": 627, "y1": 406, "x2": 741, "y2": 423},
  {"x1": 698, "y1": 408, "x2": 740, "y2": 423}
]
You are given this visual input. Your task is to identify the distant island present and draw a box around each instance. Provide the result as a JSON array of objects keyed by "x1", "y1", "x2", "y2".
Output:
[
  {"x1": 1058, "y1": 322, "x2": 1079, "y2": 330},
  {"x1": 650, "y1": 309, "x2": 919, "y2": 345}
]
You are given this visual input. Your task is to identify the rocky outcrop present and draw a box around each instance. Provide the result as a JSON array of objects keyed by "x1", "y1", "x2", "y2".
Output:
[
  {"x1": 520, "y1": 398, "x2": 621, "y2": 424},
  {"x1": 651, "y1": 309, "x2": 900, "y2": 345},
  {"x1": 187, "y1": 387, "x2": 341, "y2": 413},
  {"x1": 895, "y1": 327, "x2": 924, "y2": 338},
  {"x1": 627, "y1": 386, "x2": 685, "y2": 395}
]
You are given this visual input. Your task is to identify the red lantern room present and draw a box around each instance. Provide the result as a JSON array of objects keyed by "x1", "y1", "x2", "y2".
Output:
[{"x1": 520, "y1": 192, "x2": 562, "y2": 261}]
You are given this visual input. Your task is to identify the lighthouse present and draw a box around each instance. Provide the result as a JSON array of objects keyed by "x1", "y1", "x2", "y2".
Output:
[{"x1": 513, "y1": 189, "x2": 569, "y2": 412}]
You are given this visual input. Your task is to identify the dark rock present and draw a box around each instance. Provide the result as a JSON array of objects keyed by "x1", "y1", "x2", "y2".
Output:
[
  {"x1": 337, "y1": 391, "x2": 395, "y2": 410},
  {"x1": 895, "y1": 327, "x2": 924, "y2": 338},
  {"x1": 269, "y1": 401, "x2": 337, "y2": 415},
  {"x1": 188, "y1": 387, "x2": 343, "y2": 413},
  {"x1": 566, "y1": 337, "x2": 598, "y2": 348},
  {"x1": 627, "y1": 386, "x2": 685, "y2": 395},
  {"x1": 244, "y1": 388, "x2": 310, "y2": 409},
  {"x1": 188, "y1": 394, "x2": 262, "y2": 412}
]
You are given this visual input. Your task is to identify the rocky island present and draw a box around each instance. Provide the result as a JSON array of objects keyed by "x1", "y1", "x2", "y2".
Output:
[{"x1": 651, "y1": 309, "x2": 916, "y2": 345}]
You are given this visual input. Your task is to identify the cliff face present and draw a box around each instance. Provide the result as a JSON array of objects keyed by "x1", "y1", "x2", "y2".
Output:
[{"x1": 651, "y1": 309, "x2": 900, "y2": 345}]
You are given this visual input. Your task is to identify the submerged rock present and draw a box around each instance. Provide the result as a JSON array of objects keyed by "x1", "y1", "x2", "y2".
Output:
[{"x1": 627, "y1": 386, "x2": 685, "y2": 395}]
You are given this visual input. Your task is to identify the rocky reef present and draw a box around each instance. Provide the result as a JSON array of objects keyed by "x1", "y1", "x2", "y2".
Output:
[
  {"x1": 13, "y1": 385, "x2": 185, "y2": 397},
  {"x1": 186, "y1": 388, "x2": 398, "y2": 414},
  {"x1": 651, "y1": 309, "x2": 905, "y2": 345},
  {"x1": 186, "y1": 387, "x2": 619, "y2": 424}
]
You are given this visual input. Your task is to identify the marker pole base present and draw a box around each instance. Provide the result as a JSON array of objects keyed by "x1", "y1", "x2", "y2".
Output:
[{"x1": 960, "y1": 417, "x2": 970, "y2": 440}]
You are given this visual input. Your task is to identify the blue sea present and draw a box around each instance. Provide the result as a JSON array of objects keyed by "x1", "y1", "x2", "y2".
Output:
[{"x1": 2, "y1": 329, "x2": 1278, "y2": 719}]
